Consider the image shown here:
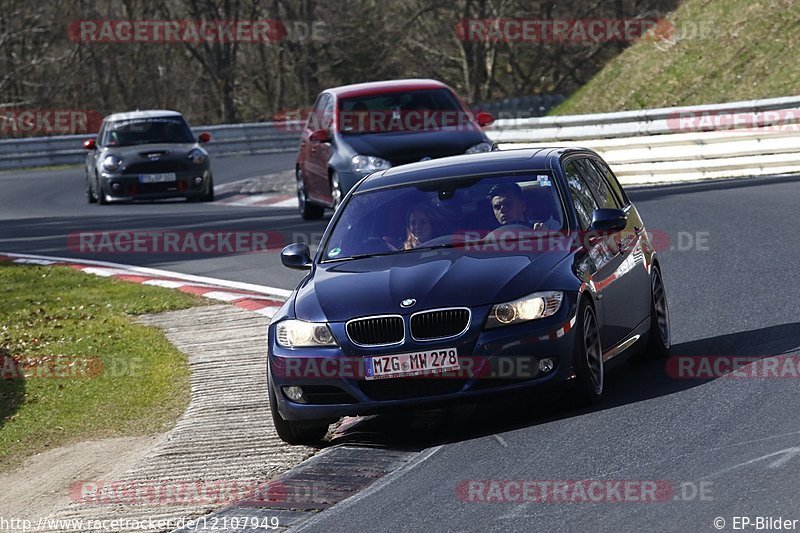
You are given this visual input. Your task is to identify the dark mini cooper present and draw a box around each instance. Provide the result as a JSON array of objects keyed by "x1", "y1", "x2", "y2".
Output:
[
  {"x1": 83, "y1": 110, "x2": 214, "y2": 204},
  {"x1": 269, "y1": 148, "x2": 671, "y2": 444},
  {"x1": 294, "y1": 79, "x2": 495, "y2": 219}
]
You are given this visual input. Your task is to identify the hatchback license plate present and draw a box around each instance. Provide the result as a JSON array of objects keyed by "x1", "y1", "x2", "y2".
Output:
[
  {"x1": 139, "y1": 173, "x2": 176, "y2": 183},
  {"x1": 365, "y1": 348, "x2": 459, "y2": 380}
]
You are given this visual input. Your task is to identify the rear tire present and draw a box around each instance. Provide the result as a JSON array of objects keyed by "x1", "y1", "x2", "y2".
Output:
[
  {"x1": 297, "y1": 169, "x2": 324, "y2": 220},
  {"x1": 268, "y1": 376, "x2": 329, "y2": 445},
  {"x1": 200, "y1": 176, "x2": 215, "y2": 202},
  {"x1": 572, "y1": 299, "x2": 604, "y2": 405},
  {"x1": 643, "y1": 266, "x2": 671, "y2": 359}
]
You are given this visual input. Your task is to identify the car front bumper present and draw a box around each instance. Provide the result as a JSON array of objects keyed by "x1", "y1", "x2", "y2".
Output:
[
  {"x1": 268, "y1": 296, "x2": 580, "y2": 421},
  {"x1": 99, "y1": 169, "x2": 211, "y2": 201}
]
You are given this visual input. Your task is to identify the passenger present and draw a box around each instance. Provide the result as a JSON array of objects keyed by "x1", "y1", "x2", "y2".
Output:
[{"x1": 403, "y1": 205, "x2": 439, "y2": 249}]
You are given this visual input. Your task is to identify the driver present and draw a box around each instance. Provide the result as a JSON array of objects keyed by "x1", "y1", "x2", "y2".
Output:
[{"x1": 488, "y1": 183, "x2": 529, "y2": 226}]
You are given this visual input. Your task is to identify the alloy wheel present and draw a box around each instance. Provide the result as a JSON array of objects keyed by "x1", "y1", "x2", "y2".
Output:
[{"x1": 583, "y1": 306, "x2": 603, "y2": 395}]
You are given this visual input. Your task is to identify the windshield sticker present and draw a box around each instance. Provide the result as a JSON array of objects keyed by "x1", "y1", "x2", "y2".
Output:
[
  {"x1": 328, "y1": 247, "x2": 342, "y2": 257},
  {"x1": 537, "y1": 175, "x2": 552, "y2": 187}
]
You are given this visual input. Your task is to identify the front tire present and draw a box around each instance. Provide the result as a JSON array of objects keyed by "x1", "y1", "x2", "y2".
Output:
[
  {"x1": 200, "y1": 176, "x2": 215, "y2": 202},
  {"x1": 268, "y1": 376, "x2": 329, "y2": 445},
  {"x1": 86, "y1": 175, "x2": 97, "y2": 203},
  {"x1": 96, "y1": 179, "x2": 108, "y2": 205},
  {"x1": 573, "y1": 299, "x2": 604, "y2": 405}
]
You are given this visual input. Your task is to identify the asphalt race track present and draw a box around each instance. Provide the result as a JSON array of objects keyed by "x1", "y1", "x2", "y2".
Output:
[{"x1": 3, "y1": 154, "x2": 800, "y2": 531}]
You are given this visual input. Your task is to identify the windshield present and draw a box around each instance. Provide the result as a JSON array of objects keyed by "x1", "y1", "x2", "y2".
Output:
[
  {"x1": 321, "y1": 174, "x2": 565, "y2": 262},
  {"x1": 103, "y1": 117, "x2": 195, "y2": 146},
  {"x1": 337, "y1": 89, "x2": 470, "y2": 133}
]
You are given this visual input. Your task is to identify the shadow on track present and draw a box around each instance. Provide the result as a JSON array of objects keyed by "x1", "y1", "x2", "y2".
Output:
[
  {"x1": 627, "y1": 173, "x2": 800, "y2": 202},
  {"x1": 329, "y1": 322, "x2": 800, "y2": 449},
  {"x1": 0, "y1": 347, "x2": 26, "y2": 431}
]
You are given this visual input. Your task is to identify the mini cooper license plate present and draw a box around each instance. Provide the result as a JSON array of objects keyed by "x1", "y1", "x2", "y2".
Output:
[
  {"x1": 139, "y1": 173, "x2": 177, "y2": 183},
  {"x1": 365, "y1": 348, "x2": 459, "y2": 380}
]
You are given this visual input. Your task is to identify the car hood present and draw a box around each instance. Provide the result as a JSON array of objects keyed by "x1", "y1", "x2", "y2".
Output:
[
  {"x1": 102, "y1": 143, "x2": 199, "y2": 161},
  {"x1": 341, "y1": 128, "x2": 487, "y2": 166},
  {"x1": 294, "y1": 248, "x2": 571, "y2": 322}
]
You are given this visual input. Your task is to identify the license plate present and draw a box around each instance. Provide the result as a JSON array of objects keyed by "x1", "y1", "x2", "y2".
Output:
[
  {"x1": 138, "y1": 173, "x2": 176, "y2": 183},
  {"x1": 365, "y1": 348, "x2": 459, "y2": 380}
]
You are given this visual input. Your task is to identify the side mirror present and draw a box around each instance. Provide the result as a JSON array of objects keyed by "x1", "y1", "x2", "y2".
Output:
[
  {"x1": 281, "y1": 243, "x2": 312, "y2": 270},
  {"x1": 309, "y1": 129, "x2": 330, "y2": 143},
  {"x1": 589, "y1": 208, "x2": 627, "y2": 233},
  {"x1": 198, "y1": 132, "x2": 212, "y2": 143},
  {"x1": 475, "y1": 112, "x2": 495, "y2": 127},
  {"x1": 83, "y1": 138, "x2": 96, "y2": 150}
]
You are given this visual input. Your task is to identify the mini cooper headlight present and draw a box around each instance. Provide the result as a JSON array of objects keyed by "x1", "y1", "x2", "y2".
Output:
[
  {"x1": 485, "y1": 291, "x2": 563, "y2": 328},
  {"x1": 276, "y1": 320, "x2": 337, "y2": 348},
  {"x1": 188, "y1": 148, "x2": 207, "y2": 165},
  {"x1": 102, "y1": 155, "x2": 123, "y2": 172}
]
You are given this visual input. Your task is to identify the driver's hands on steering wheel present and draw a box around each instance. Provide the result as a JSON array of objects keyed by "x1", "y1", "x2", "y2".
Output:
[{"x1": 382, "y1": 236, "x2": 399, "y2": 251}]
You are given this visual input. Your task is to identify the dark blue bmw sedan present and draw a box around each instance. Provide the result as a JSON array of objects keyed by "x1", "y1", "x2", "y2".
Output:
[{"x1": 268, "y1": 148, "x2": 671, "y2": 444}]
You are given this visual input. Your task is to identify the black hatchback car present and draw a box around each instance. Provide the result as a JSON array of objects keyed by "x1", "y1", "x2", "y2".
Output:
[
  {"x1": 83, "y1": 110, "x2": 214, "y2": 204},
  {"x1": 268, "y1": 148, "x2": 671, "y2": 444}
]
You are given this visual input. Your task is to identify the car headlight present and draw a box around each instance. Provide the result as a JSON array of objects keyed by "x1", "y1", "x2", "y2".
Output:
[
  {"x1": 352, "y1": 155, "x2": 391, "y2": 172},
  {"x1": 102, "y1": 155, "x2": 123, "y2": 172},
  {"x1": 485, "y1": 291, "x2": 563, "y2": 328},
  {"x1": 465, "y1": 142, "x2": 492, "y2": 154},
  {"x1": 275, "y1": 320, "x2": 338, "y2": 348},
  {"x1": 188, "y1": 148, "x2": 207, "y2": 165}
]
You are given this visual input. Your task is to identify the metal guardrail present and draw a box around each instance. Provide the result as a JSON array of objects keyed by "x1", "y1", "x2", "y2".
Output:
[
  {"x1": 490, "y1": 94, "x2": 800, "y2": 184},
  {"x1": 0, "y1": 121, "x2": 304, "y2": 170},
  {"x1": 5, "y1": 94, "x2": 800, "y2": 183}
]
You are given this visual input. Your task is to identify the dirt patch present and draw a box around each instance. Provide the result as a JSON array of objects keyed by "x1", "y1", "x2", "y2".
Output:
[{"x1": 0, "y1": 435, "x2": 164, "y2": 522}]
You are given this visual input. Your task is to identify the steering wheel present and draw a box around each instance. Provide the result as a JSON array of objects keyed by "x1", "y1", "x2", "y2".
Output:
[
  {"x1": 361, "y1": 236, "x2": 397, "y2": 253},
  {"x1": 483, "y1": 224, "x2": 531, "y2": 240}
]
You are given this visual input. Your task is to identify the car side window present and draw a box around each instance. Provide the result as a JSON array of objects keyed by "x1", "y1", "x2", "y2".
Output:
[
  {"x1": 100, "y1": 122, "x2": 115, "y2": 146},
  {"x1": 94, "y1": 121, "x2": 105, "y2": 146},
  {"x1": 321, "y1": 97, "x2": 335, "y2": 131},
  {"x1": 564, "y1": 160, "x2": 599, "y2": 229},
  {"x1": 590, "y1": 158, "x2": 629, "y2": 206},
  {"x1": 307, "y1": 94, "x2": 328, "y2": 131},
  {"x1": 575, "y1": 158, "x2": 620, "y2": 209}
]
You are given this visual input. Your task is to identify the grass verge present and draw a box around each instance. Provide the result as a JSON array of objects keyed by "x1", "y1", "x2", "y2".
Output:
[
  {"x1": 0, "y1": 262, "x2": 205, "y2": 469},
  {"x1": 553, "y1": 0, "x2": 800, "y2": 114}
]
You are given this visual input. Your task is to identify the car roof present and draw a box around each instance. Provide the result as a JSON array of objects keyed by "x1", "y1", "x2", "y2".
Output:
[
  {"x1": 104, "y1": 110, "x2": 185, "y2": 122},
  {"x1": 358, "y1": 147, "x2": 595, "y2": 191},
  {"x1": 324, "y1": 79, "x2": 451, "y2": 99}
]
